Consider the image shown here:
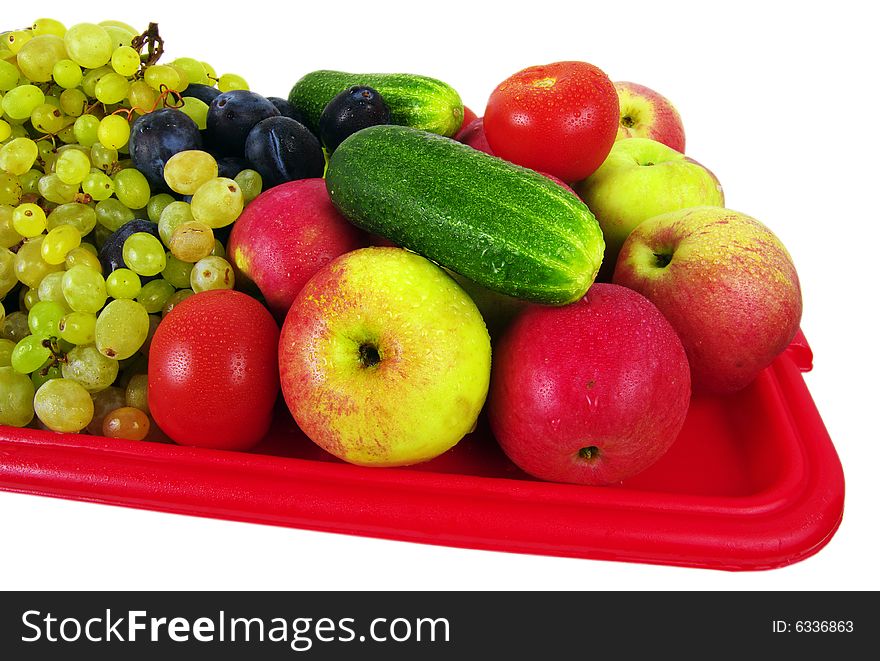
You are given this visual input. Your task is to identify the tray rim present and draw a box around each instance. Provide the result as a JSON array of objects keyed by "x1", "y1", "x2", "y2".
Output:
[{"x1": 0, "y1": 345, "x2": 845, "y2": 571}]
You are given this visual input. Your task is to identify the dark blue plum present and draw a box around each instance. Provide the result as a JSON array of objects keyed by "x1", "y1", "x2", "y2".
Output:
[
  {"x1": 216, "y1": 156, "x2": 249, "y2": 179},
  {"x1": 268, "y1": 96, "x2": 307, "y2": 125},
  {"x1": 182, "y1": 84, "x2": 221, "y2": 105},
  {"x1": 129, "y1": 108, "x2": 202, "y2": 191},
  {"x1": 99, "y1": 219, "x2": 162, "y2": 274},
  {"x1": 319, "y1": 86, "x2": 391, "y2": 153},
  {"x1": 206, "y1": 90, "x2": 279, "y2": 156},
  {"x1": 244, "y1": 117, "x2": 324, "y2": 190}
]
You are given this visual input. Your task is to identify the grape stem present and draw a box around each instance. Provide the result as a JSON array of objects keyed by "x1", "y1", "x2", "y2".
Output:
[{"x1": 131, "y1": 22, "x2": 165, "y2": 70}]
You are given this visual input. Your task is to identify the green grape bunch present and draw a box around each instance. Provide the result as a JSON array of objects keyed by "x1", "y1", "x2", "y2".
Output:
[{"x1": 0, "y1": 17, "x2": 258, "y2": 438}]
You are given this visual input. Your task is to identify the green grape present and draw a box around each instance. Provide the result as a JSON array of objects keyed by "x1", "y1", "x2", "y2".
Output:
[
  {"x1": 79, "y1": 242, "x2": 98, "y2": 256},
  {"x1": 125, "y1": 373, "x2": 150, "y2": 413},
  {"x1": 1, "y1": 85, "x2": 45, "y2": 120},
  {"x1": 15, "y1": 237, "x2": 63, "y2": 288},
  {"x1": 38, "y1": 173, "x2": 78, "y2": 204},
  {"x1": 235, "y1": 169, "x2": 263, "y2": 203},
  {"x1": 2, "y1": 312, "x2": 29, "y2": 344},
  {"x1": 54, "y1": 148, "x2": 91, "y2": 185},
  {"x1": 191, "y1": 255, "x2": 235, "y2": 292},
  {"x1": 190, "y1": 178, "x2": 244, "y2": 228},
  {"x1": 30, "y1": 103, "x2": 66, "y2": 134},
  {"x1": 73, "y1": 114, "x2": 99, "y2": 146},
  {"x1": 12, "y1": 202, "x2": 47, "y2": 237},
  {"x1": 144, "y1": 65, "x2": 181, "y2": 91},
  {"x1": 16, "y1": 34, "x2": 68, "y2": 83},
  {"x1": 32, "y1": 362, "x2": 62, "y2": 389},
  {"x1": 28, "y1": 300, "x2": 66, "y2": 338},
  {"x1": 169, "y1": 221, "x2": 214, "y2": 262},
  {"x1": 0, "y1": 299, "x2": 4, "y2": 328},
  {"x1": 172, "y1": 57, "x2": 208, "y2": 85},
  {"x1": 122, "y1": 232, "x2": 166, "y2": 276},
  {"x1": 1, "y1": 245, "x2": 18, "y2": 297},
  {"x1": 97, "y1": 115, "x2": 130, "y2": 150},
  {"x1": 92, "y1": 223, "x2": 113, "y2": 249},
  {"x1": 218, "y1": 73, "x2": 248, "y2": 92},
  {"x1": 0, "y1": 172, "x2": 23, "y2": 206},
  {"x1": 56, "y1": 124, "x2": 76, "y2": 145},
  {"x1": 111, "y1": 46, "x2": 140, "y2": 77},
  {"x1": 105, "y1": 267, "x2": 141, "y2": 299},
  {"x1": 95, "y1": 298, "x2": 149, "y2": 360},
  {"x1": 36, "y1": 140, "x2": 58, "y2": 171},
  {"x1": 95, "y1": 72, "x2": 129, "y2": 104},
  {"x1": 61, "y1": 344, "x2": 119, "y2": 392},
  {"x1": 0, "y1": 338, "x2": 13, "y2": 366},
  {"x1": 59, "y1": 311, "x2": 96, "y2": 345},
  {"x1": 169, "y1": 64, "x2": 190, "y2": 92},
  {"x1": 59, "y1": 88, "x2": 87, "y2": 116},
  {"x1": 81, "y1": 65, "x2": 112, "y2": 98},
  {"x1": 137, "y1": 279, "x2": 175, "y2": 314},
  {"x1": 0, "y1": 119, "x2": 11, "y2": 141},
  {"x1": 102, "y1": 25, "x2": 135, "y2": 50},
  {"x1": 161, "y1": 253, "x2": 194, "y2": 288},
  {"x1": 158, "y1": 201, "x2": 193, "y2": 245},
  {"x1": 0, "y1": 204, "x2": 23, "y2": 247},
  {"x1": 37, "y1": 270, "x2": 68, "y2": 305},
  {"x1": 161, "y1": 288, "x2": 193, "y2": 317},
  {"x1": 47, "y1": 202, "x2": 96, "y2": 237},
  {"x1": 86, "y1": 385, "x2": 126, "y2": 435},
  {"x1": 62, "y1": 263, "x2": 107, "y2": 313},
  {"x1": 210, "y1": 239, "x2": 226, "y2": 259},
  {"x1": 32, "y1": 18, "x2": 67, "y2": 38},
  {"x1": 82, "y1": 171, "x2": 114, "y2": 201},
  {"x1": 11, "y1": 335, "x2": 52, "y2": 374},
  {"x1": 18, "y1": 169, "x2": 42, "y2": 195},
  {"x1": 201, "y1": 61, "x2": 217, "y2": 80},
  {"x1": 0, "y1": 60, "x2": 21, "y2": 91},
  {"x1": 163, "y1": 150, "x2": 217, "y2": 195},
  {"x1": 52, "y1": 58, "x2": 83, "y2": 89},
  {"x1": 89, "y1": 143, "x2": 118, "y2": 172},
  {"x1": 4, "y1": 30, "x2": 33, "y2": 54},
  {"x1": 0, "y1": 366, "x2": 35, "y2": 426},
  {"x1": 41, "y1": 224, "x2": 82, "y2": 264},
  {"x1": 65, "y1": 246, "x2": 102, "y2": 273},
  {"x1": 21, "y1": 286, "x2": 40, "y2": 310},
  {"x1": 113, "y1": 168, "x2": 150, "y2": 209},
  {"x1": 64, "y1": 23, "x2": 113, "y2": 69},
  {"x1": 147, "y1": 193, "x2": 174, "y2": 222},
  {"x1": 179, "y1": 97, "x2": 209, "y2": 130},
  {"x1": 94, "y1": 197, "x2": 134, "y2": 231},
  {"x1": 0, "y1": 138, "x2": 39, "y2": 175},
  {"x1": 34, "y1": 377, "x2": 94, "y2": 432},
  {"x1": 127, "y1": 80, "x2": 156, "y2": 115}
]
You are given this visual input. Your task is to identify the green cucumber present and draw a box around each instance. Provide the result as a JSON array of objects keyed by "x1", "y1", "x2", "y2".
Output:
[
  {"x1": 288, "y1": 70, "x2": 464, "y2": 137},
  {"x1": 325, "y1": 125, "x2": 605, "y2": 305}
]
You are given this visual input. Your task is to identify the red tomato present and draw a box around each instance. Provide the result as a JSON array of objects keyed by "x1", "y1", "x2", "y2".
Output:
[
  {"x1": 484, "y1": 61, "x2": 620, "y2": 182},
  {"x1": 148, "y1": 290, "x2": 280, "y2": 451}
]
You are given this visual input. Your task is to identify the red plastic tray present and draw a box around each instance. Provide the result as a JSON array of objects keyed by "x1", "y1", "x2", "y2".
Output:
[{"x1": 0, "y1": 330, "x2": 843, "y2": 571}]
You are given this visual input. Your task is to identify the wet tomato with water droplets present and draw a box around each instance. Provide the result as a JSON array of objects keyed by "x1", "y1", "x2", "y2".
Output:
[{"x1": 148, "y1": 289, "x2": 280, "y2": 450}]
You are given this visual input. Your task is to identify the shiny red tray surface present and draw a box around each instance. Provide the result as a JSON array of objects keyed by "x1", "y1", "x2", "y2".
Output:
[{"x1": 0, "y1": 330, "x2": 844, "y2": 571}]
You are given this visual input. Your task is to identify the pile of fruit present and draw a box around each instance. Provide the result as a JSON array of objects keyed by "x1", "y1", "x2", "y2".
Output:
[{"x1": 0, "y1": 18, "x2": 803, "y2": 487}]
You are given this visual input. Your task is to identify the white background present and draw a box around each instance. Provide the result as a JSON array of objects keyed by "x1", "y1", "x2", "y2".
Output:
[{"x1": 2, "y1": 0, "x2": 878, "y2": 591}]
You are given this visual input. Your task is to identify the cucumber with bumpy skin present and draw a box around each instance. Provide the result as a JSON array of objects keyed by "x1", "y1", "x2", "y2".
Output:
[
  {"x1": 325, "y1": 125, "x2": 604, "y2": 305},
  {"x1": 288, "y1": 70, "x2": 464, "y2": 137}
]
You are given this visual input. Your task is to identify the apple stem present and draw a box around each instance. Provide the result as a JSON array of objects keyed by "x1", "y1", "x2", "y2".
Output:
[
  {"x1": 653, "y1": 252, "x2": 672, "y2": 268},
  {"x1": 358, "y1": 343, "x2": 381, "y2": 368},
  {"x1": 578, "y1": 446, "x2": 600, "y2": 462}
]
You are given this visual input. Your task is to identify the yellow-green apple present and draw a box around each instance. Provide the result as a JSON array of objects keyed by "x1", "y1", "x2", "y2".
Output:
[
  {"x1": 613, "y1": 206, "x2": 802, "y2": 394},
  {"x1": 446, "y1": 269, "x2": 526, "y2": 340},
  {"x1": 488, "y1": 283, "x2": 691, "y2": 485},
  {"x1": 575, "y1": 137, "x2": 724, "y2": 276},
  {"x1": 615, "y1": 81, "x2": 686, "y2": 152},
  {"x1": 228, "y1": 178, "x2": 368, "y2": 319},
  {"x1": 279, "y1": 247, "x2": 492, "y2": 467}
]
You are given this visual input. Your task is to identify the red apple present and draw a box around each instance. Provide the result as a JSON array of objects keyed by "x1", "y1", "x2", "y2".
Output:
[
  {"x1": 454, "y1": 105, "x2": 478, "y2": 140},
  {"x1": 455, "y1": 117, "x2": 494, "y2": 155},
  {"x1": 488, "y1": 283, "x2": 691, "y2": 485},
  {"x1": 613, "y1": 206, "x2": 802, "y2": 394},
  {"x1": 615, "y1": 81, "x2": 686, "y2": 152},
  {"x1": 228, "y1": 178, "x2": 368, "y2": 319}
]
